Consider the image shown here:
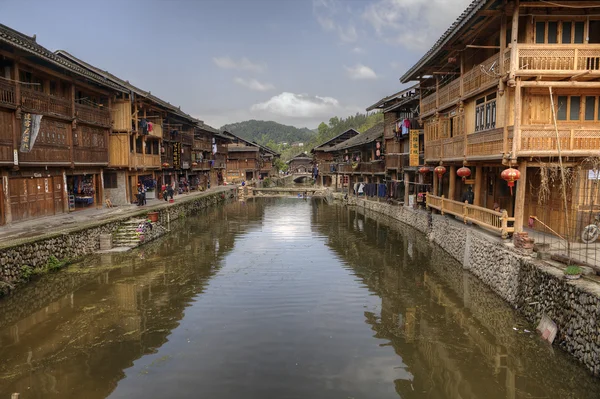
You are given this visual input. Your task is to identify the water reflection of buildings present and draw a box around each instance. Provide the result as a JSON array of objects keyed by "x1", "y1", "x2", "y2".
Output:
[
  {"x1": 0, "y1": 200, "x2": 267, "y2": 399},
  {"x1": 311, "y1": 201, "x2": 600, "y2": 399}
]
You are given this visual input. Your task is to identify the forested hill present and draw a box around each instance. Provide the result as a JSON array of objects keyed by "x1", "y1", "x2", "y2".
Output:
[{"x1": 220, "y1": 120, "x2": 315, "y2": 146}]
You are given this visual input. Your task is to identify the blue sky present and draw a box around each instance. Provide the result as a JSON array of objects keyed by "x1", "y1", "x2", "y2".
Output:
[{"x1": 0, "y1": 0, "x2": 471, "y2": 129}]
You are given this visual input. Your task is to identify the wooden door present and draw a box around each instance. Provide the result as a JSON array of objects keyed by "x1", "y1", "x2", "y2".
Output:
[
  {"x1": 0, "y1": 179, "x2": 4, "y2": 226},
  {"x1": 9, "y1": 179, "x2": 27, "y2": 221},
  {"x1": 53, "y1": 176, "x2": 64, "y2": 214},
  {"x1": 42, "y1": 178, "x2": 54, "y2": 216},
  {"x1": 27, "y1": 179, "x2": 39, "y2": 218}
]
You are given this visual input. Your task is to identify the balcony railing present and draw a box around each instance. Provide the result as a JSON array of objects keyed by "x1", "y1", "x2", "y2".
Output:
[
  {"x1": 426, "y1": 128, "x2": 511, "y2": 162},
  {"x1": 21, "y1": 87, "x2": 72, "y2": 119},
  {"x1": 75, "y1": 103, "x2": 111, "y2": 127},
  {"x1": 516, "y1": 44, "x2": 600, "y2": 74},
  {"x1": 421, "y1": 53, "x2": 501, "y2": 116},
  {"x1": 181, "y1": 132, "x2": 194, "y2": 146},
  {"x1": 519, "y1": 126, "x2": 600, "y2": 155},
  {"x1": 0, "y1": 80, "x2": 16, "y2": 107},
  {"x1": 193, "y1": 138, "x2": 211, "y2": 151},
  {"x1": 191, "y1": 160, "x2": 212, "y2": 170},
  {"x1": 131, "y1": 154, "x2": 161, "y2": 169},
  {"x1": 337, "y1": 160, "x2": 385, "y2": 174},
  {"x1": 427, "y1": 194, "x2": 514, "y2": 238}
]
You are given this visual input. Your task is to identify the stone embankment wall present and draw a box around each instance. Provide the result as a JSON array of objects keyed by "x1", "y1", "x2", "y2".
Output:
[
  {"x1": 339, "y1": 193, "x2": 600, "y2": 377},
  {"x1": 0, "y1": 189, "x2": 234, "y2": 295}
]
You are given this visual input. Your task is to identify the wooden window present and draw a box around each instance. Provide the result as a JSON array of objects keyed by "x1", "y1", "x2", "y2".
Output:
[
  {"x1": 585, "y1": 97, "x2": 596, "y2": 121},
  {"x1": 103, "y1": 172, "x2": 118, "y2": 189},
  {"x1": 535, "y1": 20, "x2": 585, "y2": 44},
  {"x1": 570, "y1": 96, "x2": 581, "y2": 120},
  {"x1": 475, "y1": 93, "x2": 497, "y2": 132},
  {"x1": 590, "y1": 20, "x2": 600, "y2": 44},
  {"x1": 135, "y1": 137, "x2": 143, "y2": 154},
  {"x1": 557, "y1": 96, "x2": 568, "y2": 120}
]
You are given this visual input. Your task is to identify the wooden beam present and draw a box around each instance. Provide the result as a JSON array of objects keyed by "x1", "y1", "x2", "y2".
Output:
[
  {"x1": 509, "y1": 0, "x2": 520, "y2": 83},
  {"x1": 521, "y1": 81, "x2": 600, "y2": 87},
  {"x1": 474, "y1": 166, "x2": 483, "y2": 206},
  {"x1": 520, "y1": 1, "x2": 600, "y2": 7},
  {"x1": 512, "y1": 79, "x2": 522, "y2": 160},
  {"x1": 466, "y1": 45, "x2": 501, "y2": 49},
  {"x1": 449, "y1": 165, "x2": 456, "y2": 201}
]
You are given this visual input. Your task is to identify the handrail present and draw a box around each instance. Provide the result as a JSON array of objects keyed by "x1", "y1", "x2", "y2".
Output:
[{"x1": 427, "y1": 194, "x2": 514, "y2": 238}]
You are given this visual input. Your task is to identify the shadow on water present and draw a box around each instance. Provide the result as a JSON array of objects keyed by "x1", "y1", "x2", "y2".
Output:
[
  {"x1": 0, "y1": 197, "x2": 598, "y2": 399},
  {"x1": 311, "y1": 201, "x2": 600, "y2": 399}
]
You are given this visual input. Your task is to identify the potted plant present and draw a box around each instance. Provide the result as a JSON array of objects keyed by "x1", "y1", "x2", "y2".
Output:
[{"x1": 564, "y1": 265, "x2": 583, "y2": 280}]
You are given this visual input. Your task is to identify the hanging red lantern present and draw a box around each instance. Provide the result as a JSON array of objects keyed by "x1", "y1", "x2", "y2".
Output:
[
  {"x1": 418, "y1": 166, "x2": 430, "y2": 174},
  {"x1": 192, "y1": 161, "x2": 198, "y2": 167},
  {"x1": 501, "y1": 167, "x2": 521, "y2": 195},
  {"x1": 457, "y1": 166, "x2": 471, "y2": 181},
  {"x1": 162, "y1": 162, "x2": 170, "y2": 168},
  {"x1": 434, "y1": 165, "x2": 446, "y2": 179}
]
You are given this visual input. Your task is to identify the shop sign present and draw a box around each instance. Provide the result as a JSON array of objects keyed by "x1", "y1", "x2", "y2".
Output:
[
  {"x1": 20, "y1": 113, "x2": 43, "y2": 153},
  {"x1": 409, "y1": 130, "x2": 420, "y2": 167},
  {"x1": 173, "y1": 142, "x2": 181, "y2": 168}
]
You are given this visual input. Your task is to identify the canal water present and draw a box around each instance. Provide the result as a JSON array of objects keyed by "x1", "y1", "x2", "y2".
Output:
[{"x1": 1, "y1": 198, "x2": 599, "y2": 399}]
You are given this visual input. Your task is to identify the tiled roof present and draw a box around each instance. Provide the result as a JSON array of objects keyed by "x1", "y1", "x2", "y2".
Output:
[
  {"x1": 400, "y1": 0, "x2": 488, "y2": 83},
  {"x1": 228, "y1": 146, "x2": 260, "y2": 152},
  {"x1": 313, "y1": 128, "x2": 361, "y2": 151},
  {"x1": 0, "y1": 24, "x2": 125, "y2": 92},
  {"x1": 366, "y1": 83, "x2": 420, "y2": 111},
  {"x1": 325, "y1": 122, "x2": 384, "y2": 152},
  {"x1": 55, "y1": 50, "x2": 201, "y2": 124}
]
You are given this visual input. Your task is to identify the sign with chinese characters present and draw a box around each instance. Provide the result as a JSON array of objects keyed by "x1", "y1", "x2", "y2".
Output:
[
  {"x1": 409, "y1": 130, "x2": 420, "y2": 166},
  {"x1": 173, "y1": 142, "x2": 181, "y2": 168},
  {"x1": 20, "y1": 113, "x2": 43, "y2": 153}
]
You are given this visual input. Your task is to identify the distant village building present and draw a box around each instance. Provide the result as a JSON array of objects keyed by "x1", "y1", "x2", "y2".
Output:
[{"x1": 287, "y1": 152, "x2": 312, "y2": 174}]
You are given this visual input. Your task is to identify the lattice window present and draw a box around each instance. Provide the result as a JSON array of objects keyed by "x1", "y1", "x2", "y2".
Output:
[
  {"x1": 475, "y1": 93, "x2": 497, "y2": 132},
  {"x1": 37, "y1": 119, "x2": 68, "y2": 146},
  {"x1": 535, "y1": 20, "x2": 584, "y2": 44}
]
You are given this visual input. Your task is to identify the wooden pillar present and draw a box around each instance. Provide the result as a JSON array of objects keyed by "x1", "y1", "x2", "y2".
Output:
[
  {"x1": 511, "y1": 79, "x2": 522, "y2": 159},
  {"x1": 62, "y1": 170, "x2": 69, "y2": 213},
  {"x1": 2, "y1": 172, "x2": 11, "y2": 224},
  {"x1": 435, "y1": 75, "x2": 440, "y2": 109},
  {"x1": 474, "y1": 165, "x2": 483, "y2": 206},
  {"x1": 70, "y1": 83, "x2": 76, "y2": 169},
  {"x1": 404, "y1": 172, "x2": 410, "y2": 205},
  {"x1": 513, "y1": 161, "x2": 527, "y2": 232},
  {"x1": 449, "y1": 165, "x2": 456, "y2": 201},
  {"x1": 433, "y1": 173, "x2": 439, "y2": 197},
  {"x1": 99, "y1": 169, "x2": 105, "y2": 209},
  {"x1": 508, "y1": 0, "x2": 520, "y2": 83},
  {"x1": 12, "y1": 61, "x2": 20, "y2": 166}
]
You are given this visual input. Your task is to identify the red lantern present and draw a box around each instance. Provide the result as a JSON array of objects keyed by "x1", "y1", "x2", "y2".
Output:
[
  {"x1": 434, "y1": 165, "x2": 446, "y2": 179},
  {"x1": 419, "y1": 166, "x2": 430, "y2": 174},
  {"x1": 162, "y1": 162, "x2": 170, "y2": 168},
  {"x1": 457, "y1": 166, "x2": 471, "y2": 181},
  {"x1": 501, "y1": 167, "x2": 521, "y2": 195},
  {"x1": 192, "y1": 161, "x2": 198, "y2": 167}
]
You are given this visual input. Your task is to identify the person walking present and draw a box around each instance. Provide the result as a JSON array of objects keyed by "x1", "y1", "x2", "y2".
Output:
[{"x1": 461, "y1": 186, "x2": 474, "y2": 205}]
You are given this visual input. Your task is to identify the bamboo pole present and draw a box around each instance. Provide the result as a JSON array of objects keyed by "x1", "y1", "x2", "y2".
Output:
[{"x1": 549, "y1": 86, "x2": 572, "y2": 257}]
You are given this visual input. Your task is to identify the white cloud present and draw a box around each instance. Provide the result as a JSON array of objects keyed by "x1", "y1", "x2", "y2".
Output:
[
  {"x1": 352, "y1": 47, "x2": 366, "y2": 54},
  {"x1": 212, "y1": 56, "x2": 266, "y2": 73},
  {"x1": 251, "y1": 92, "x2": 341, "y2": 118},
  {"x1": 234, "y1": 77, "x2": 275, "y2": 92},
  {"x1": 363, "y1": 0, "x2": 473, "y2": 51},
  {"x1": 344, "y1": 64, "x2": 378, "y2": 80}
]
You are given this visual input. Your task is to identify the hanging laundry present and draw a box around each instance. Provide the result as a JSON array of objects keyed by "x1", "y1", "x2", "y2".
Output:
[
  {"x1": 140, "y1": 119, "x2": 148, "y2": 135},
  {"x1": 358, "y1": 183, "x2": 365, "y2": 195},
  {"x1": 402, "y1": 119, "x2": 410, "y2": 136},
  {"x1": 148, "y1": 122, "x2": 153, "y2": 132}
]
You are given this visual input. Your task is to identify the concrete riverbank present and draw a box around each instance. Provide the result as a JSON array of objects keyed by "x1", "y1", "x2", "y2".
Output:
[
  {"x1": 0, "y1": 186, "x2": 236, "y2": 296},
  {"x1": 337, "y1": 192, "x2": 600, "y2": 377}
]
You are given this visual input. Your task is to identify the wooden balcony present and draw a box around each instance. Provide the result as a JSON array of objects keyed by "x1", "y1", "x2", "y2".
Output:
[
  {"x1": 425, "y1": 128, "x2": 511, "y2": 162},
  {"x1": 0, "y1": 80, "x2": 16, "y2": 107},
  {"x1": 516, "y1": 44, "x2": 600, "y2": 76},
  {"x1": 191, "y1": 160, "x2": 212, "y2": 170},
  {"x1": 130, "y1": 154, "x2": 161, "y2": 169},
  {"x1": 193, "y1": 138, "x2": 211, "y2": 152},
  {"x1": 427, "y1": 194, "x2": 514, "y2": 238},
  {"x1": 385, "y1": 153, "x2": 424, "y2": 170},
  {"x1": 421, "y1": 53, "x2": 501, "y2": 116},
  {"x1": 519, "y1": 126, "x2": 600, "y2": 156},
  {"x1": 181, "y1": 132, "x2": 194, "y2": 146},
  {"x1": 20, "y1": 87, "x2": 71, "y2": 119},
  {"x1": 337, "y1": 160, "x2": 385, "y2": 174},
  {"x1": 75, "y1": 103, "x2": 111, "y2": 127}
]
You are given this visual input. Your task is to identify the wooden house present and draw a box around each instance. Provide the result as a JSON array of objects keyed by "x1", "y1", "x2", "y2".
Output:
[
  {"x1": 400, "y1": 0, "x2": 600, "y2": 240},
  {"x1": 56, "y1": 51, "x2": 202, "y2": 204},
  {"x1": 312, "y1": 128, "x2": 360, "y2": 188},
  {"x1": 0, "y1": 24, "x2": 127, "y2": 224},
  {"x1": 320, "y1": 123, "x2": 385, "y2": 192},
  {"x1": 190, "y1": 124, "x2": 229, "y2": 190},
  {"x1": 287, "y1": 152, "x2": 313, "y2": 174},
  {"x1": 223, "y1": 131, "x2": 279, "y2": 183},
  {"x1": 367, "y1": 85, "x2": 427, "y2": 204}
]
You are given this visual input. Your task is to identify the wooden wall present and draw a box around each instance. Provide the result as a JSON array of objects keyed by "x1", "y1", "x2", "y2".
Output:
[
  {"x1": 111, "y1": 101, "x2": 130, "y2": 132},
  {"x1": 0, "y1": 110, "x2": 13, "y2": 163},
  {"x1": 109, "y1": 134, "x2": 129, "y2": 167}
]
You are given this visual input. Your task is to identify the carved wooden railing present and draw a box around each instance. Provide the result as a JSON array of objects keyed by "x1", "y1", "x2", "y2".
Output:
[
  {"x1": 463, "y1": 54, "x2": 500, "y2": 98},
  {"x1": 466, "y1": 128, "x2": 507, "y2": 157},
  {"x1": 438, "y1": 78, "x2": 461, "y2": 110},
  {"x1": 75, "y1": 103, "x2": 111, "y2": 127},
  {"x1": 21, "y1": 87, "x2": 72, "y2": 119},
  {"x1": 191, "y1": 160, "x2": 212, "y2": 170},
  {"x1": 0, "y1": 80, "x2": 16, "y2": 107},
  {"x1": 427, "y1": 194, "x2": 514, "y2": 237},
  {"x1": 517, "y1": 44, "x2": 600, "y2": 73},
  {"x1": 131, "y1": 154, "x2": 161, "y2": 168},
  {"x1": 519, "y1": 126, "x2": 600, "y2": 154},
  {"x1": 421, "y1": 92, "x2": 437, "y2": 115},
  {"x1": 441, "y1": 136, "x2": 465, "y2": 159}
]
